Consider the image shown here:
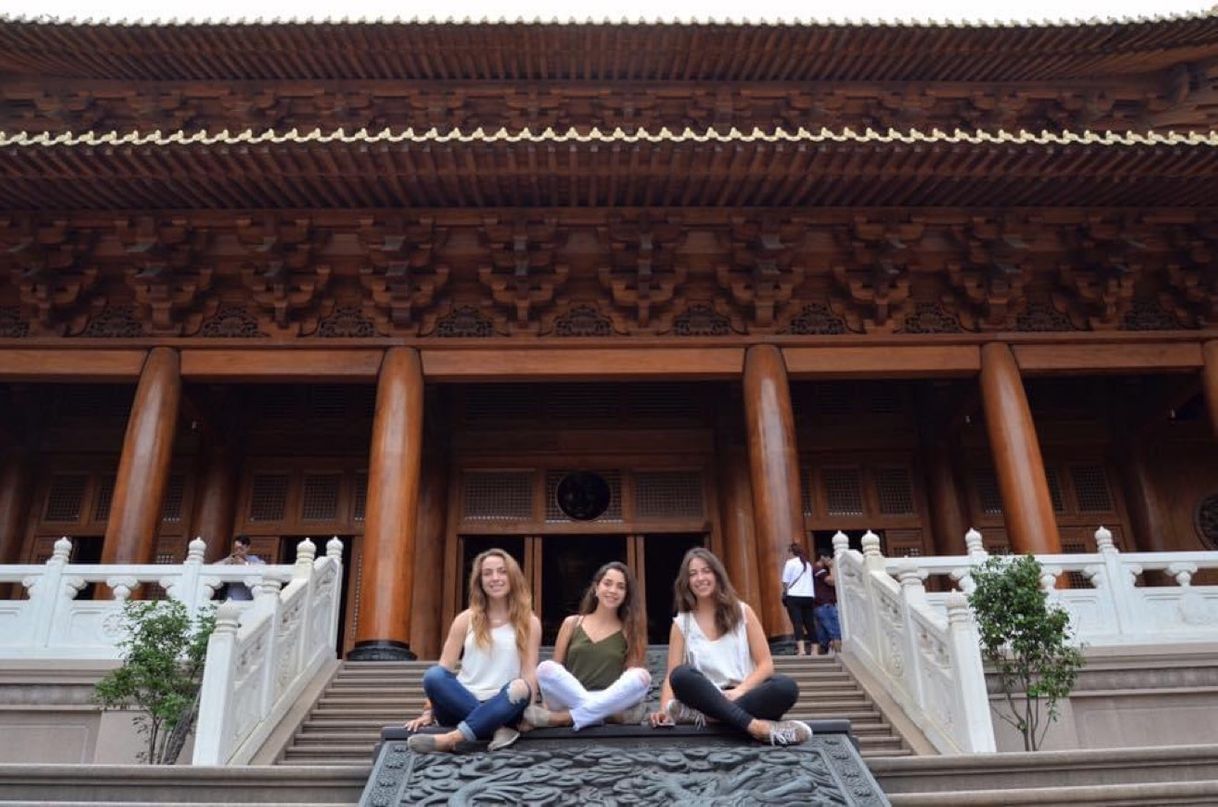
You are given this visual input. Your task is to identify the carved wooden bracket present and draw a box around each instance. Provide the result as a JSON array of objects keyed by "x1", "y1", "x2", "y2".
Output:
[
  {"x1": 237, "y1": 216, "x2": 332, "y2": 335},
  {"x1": 598, "y1": 214, "x2": 686, "y2": 333},
  {"x1": 829, "y1": 218, "x2": 917, "y2": 333},
  {"x1": 945, "y1": 217, "x2": 1034, "y2": 331},
  {"x1": 1, "y1": 218, "x2": 100, "y2": 336},
  {"x1": 358, "y1": 216, "x2": 449, "y2": 335},
  {"x1": 117, "y1": 216, "x2": 215, "y2": 336},
  {"x1": 1161, "y1": 221, "x2": 1218, "y2": 326},
  {"x1": 1054, "y1": 218, "x2": 1142, "y2": 330},
  {"x1": 478, "y1": 216, "x2": 569, "y2": 334},
  {"x1": 716, "y1": 217, "x2": 806, "y2": 330}
]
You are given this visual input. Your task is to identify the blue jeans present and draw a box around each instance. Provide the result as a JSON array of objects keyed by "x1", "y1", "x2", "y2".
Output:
[
  {"x1": 421, "y1": 665, "x2": 530, "y2": 742},
  {"x1": 815, "y1": 604, "x2": 840, "y2": 652}
]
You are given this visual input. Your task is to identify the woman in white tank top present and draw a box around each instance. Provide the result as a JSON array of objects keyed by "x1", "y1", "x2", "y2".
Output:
[
  {"x1": 649, "y1": 548, "x2": 812, "y2": 747},
  {"x1": 405, "y1": 549, "x2": 541, "y2": 754}
]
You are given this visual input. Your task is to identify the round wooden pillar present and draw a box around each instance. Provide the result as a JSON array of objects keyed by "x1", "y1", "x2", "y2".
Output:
[
  {"x1": 716, "y1": 433, "x2": 762, "y2": 614},
  {"x1": 742, "y1": 345, "x2": 804, "y2": 636},
  {"x1": 101, "y1": 347, "x2": 182, "y2": 566},
  {"x1": 409, "y1": 412, "x2": 448, "y2": 661},
  {"x1": 1202, "y1": 341, "x2": 1218, "y2": 440},
  {"x1": 350, "y1": 348, "x2": 424, "y2": 661},
  {"x1": 0, "y1": 448, "x2": 33, "y2": 597},
  {"x1": 979, "y1": 343, "x2": 1061, "y2": 555},
  {"x1": 191, "y1": 443, "x2": 240, "y2": 564}
]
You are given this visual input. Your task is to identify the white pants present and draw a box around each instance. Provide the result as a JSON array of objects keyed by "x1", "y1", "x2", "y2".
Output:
[{"x1": 536, "y1": 659, "x2": 651, "y2": 730}]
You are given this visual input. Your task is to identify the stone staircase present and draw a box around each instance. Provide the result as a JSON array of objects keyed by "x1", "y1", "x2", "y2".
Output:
[{"x1": 279, "y1": 654, "x2": 913, "y2": 764}]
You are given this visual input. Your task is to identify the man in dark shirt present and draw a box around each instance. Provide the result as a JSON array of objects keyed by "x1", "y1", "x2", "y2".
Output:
[{"x1": 813, "y1": 556, "x2": 841, "y2": 655}]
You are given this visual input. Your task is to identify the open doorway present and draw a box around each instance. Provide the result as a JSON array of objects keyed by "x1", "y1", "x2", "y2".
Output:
[
  {"x1": 539, "y1": 535, "x2": 627, "y2": 643},
  {"x1": 641, "y1": 532, "x2": 706, "y2": 644}
]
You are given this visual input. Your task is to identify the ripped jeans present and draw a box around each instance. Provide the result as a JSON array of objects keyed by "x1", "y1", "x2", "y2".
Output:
[{"x1": 421, "y1": 665, "x2": 531, "y2": 742}]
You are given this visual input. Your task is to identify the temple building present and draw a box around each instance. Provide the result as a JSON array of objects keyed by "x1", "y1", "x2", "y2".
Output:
[{"x1": 1, "y1": 11, "x2": 1217, "y2": 669}]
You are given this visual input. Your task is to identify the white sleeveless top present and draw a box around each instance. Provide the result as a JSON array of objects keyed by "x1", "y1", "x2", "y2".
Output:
[
  {"x1": 674, "y1": 604, "x2": 754, "y2": 689},
  {"x1": 457, "y1": 622, "x2": 521, "y2": 701}
]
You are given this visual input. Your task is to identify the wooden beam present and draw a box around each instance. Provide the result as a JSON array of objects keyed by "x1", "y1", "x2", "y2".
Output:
[
  {"x1": 419, "y1": 348, "x2": 744, "y2": 381},
  {"x1": 180, "y1": 349, "x2": 385, "y2": 381},
  {"x1": 1014, "y1": 343, "x2": 1203, "y2": 374},
  {"x1": 783, "y1": 346, "x2": 980, "y2": 378},
  {"x1": 0, "y1": 349, "x2": 147, "y2": 381}
]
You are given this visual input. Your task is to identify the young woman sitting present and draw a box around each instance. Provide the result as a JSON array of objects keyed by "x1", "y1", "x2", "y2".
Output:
[
  {"x1": 523, "y1": 561, "x2": 651, "y2": 731},
  {"x1": 405, "y1": 548, "x2": 541, "y2": 753},
  {"x1": 649, "y1": 547, "x2": 812, "y2": 747}
]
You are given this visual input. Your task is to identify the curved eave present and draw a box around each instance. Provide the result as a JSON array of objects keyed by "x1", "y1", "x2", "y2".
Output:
[
  {"x1": 1, "y1": 127, "x2": 1216, "y2": 210},
  {"x1": 1, "y1": 16, "x2": 1217, "y2": 83}
]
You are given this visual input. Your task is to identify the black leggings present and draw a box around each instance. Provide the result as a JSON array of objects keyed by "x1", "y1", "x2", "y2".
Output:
[
  {"x1": 669, "y1": 664, "x2": 799, "y2": 734},
  {"x1": 784, "y1": 595, "x2": 816, "y2": 645}
]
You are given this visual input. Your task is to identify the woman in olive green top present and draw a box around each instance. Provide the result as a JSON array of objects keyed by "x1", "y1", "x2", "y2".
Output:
[{"x1": 523, "y1": 561, "x2": 651, "y2": 730}]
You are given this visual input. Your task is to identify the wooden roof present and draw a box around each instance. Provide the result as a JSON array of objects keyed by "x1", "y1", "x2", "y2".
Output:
[
  {"x1": 2, "y1": 126, "x2": 1216, "y2": 210},
  {"x1": 2, "y1": 16, "x2": 1218, "y2": 83}
]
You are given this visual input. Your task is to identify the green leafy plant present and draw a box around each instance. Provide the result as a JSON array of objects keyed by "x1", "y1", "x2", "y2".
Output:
[
  {"x1": 94, "y1": 599, "x2": 216, "y2": 764},
  {"x1": 968, "y1": 554, "x2": 1085, "y2": 751}
]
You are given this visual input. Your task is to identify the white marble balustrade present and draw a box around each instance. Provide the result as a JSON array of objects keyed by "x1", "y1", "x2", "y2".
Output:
[
  {"x1": 0, "y1": 536, "x2": 300, "y2": 660},
  {"x1": 193, "y1": 537, "x2": 343, "y2": 765},
  {"x1": 836, "y1": 527, "x2": 1218, "y2": 756}
]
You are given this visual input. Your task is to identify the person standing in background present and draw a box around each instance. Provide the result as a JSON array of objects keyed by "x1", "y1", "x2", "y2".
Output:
[
  {"x1": 813, "y1": 555, "x2": 841, "y2": 655},
  {"x1": 781, "y1": 543, "x2": 816, "y2": 656},
  {"x1": 219, "y1": 534, "x2": 265, "y2": 601}
]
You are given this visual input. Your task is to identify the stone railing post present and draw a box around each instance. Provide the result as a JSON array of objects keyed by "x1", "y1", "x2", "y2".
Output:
[
  {"x1": 326, "y1": 537, "x2": 344, "y2": 649},
  {"x1": 831, "y1": 531, "x2": 850, "y2": 642},
  {"x1": 166, "y1": 537, "x2": 207, "y2": 618},
  {"x1": 1094, "y1": 526, "x2": 1140, "y2": 635},
  {"x1": 25, "y1": 537, "x2": 73, "y2": 650},
  {"x1": 894, "y1": 562, "x2": 929, "y2": 706},
  {"x1": 945, "y1": 592, "x2": 997, "y2": 752},
  {"x1": 293, "y1": 538, "x2": 317, "y2": 671},
  {"x1": 192, "y1": 601, "x2": 242, "y2": 765}
]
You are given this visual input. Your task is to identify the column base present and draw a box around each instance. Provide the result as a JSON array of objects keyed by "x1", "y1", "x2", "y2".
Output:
[{"x1": 348, "y1": 640, "x2": 416, "y2": 661}]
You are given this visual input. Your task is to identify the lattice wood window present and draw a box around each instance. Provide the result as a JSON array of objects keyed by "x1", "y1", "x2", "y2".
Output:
[
  {"x1": 301, "y1": 474, "x2": 342, "y2": 521},
  {"x1": 44, "y1": 475, "x2": 87, "y2": 522},
  {"x1": 1045, "y1": 467, "x2": 1067, "y2": 513},
  {"x1": 462, "y1": 471, "x2": 534, "y2": 521},
  {"x1": 823, "y1": 468, "x2": 865, "y2": 517},
  {"x1": 635, "y1": 471, "x2": 704, "y2": 520},
  {"x1": 464, "y1": 384, "x2": 539, "y2": 421},
  {"x1": 160, "y1": 475, "x2": 186, "y2": 523},
  {"x1": 544, "y1": 386, "x2": 620, "y2": 421},
  {"x1": 353, "y1": 473, "x2": 367, "y2": 522},
  {"x1": 626, "y1": 385, "x2": 701, "y2": 419},
  {"x1": 800, "y1": 467, "x2": 815, "y2": 517},
  {"x1": 91, "y1": 475, "x2": 116, "y2": 523},
  {"x1": 885, "y1": 529, "x2": 926, "y2": 557},
  {"x1": 248, "y1": 474, "x2": 290, "y2": 522},
  {"x1": 875, "y1": 467, "x2": 916, "y2": 515},
  {"x1": 1070, "y1": 465, "x2": 1114, "y2": 513},
  {"x1": 545, "y1": 470, "x2": 622, "y2": 522},
  {"x1": 54, "y1": 386, "x2": 134, "y2": 419},
  {"x1": 973, "y1": 468, "x2": 1004, "y2": 516}
]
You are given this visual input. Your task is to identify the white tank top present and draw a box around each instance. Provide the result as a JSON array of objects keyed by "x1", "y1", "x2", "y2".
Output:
[
  {"x1": 675, "y1": 604, "x2": 754, "y2": 689},
  {"x1": 457, "y1": 621, "x2": 522, "y2": 701}
]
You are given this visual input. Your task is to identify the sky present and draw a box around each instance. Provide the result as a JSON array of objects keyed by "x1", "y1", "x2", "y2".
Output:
[{"x1": 1, "y1": 0, "x2": 1213, "y2": 23}]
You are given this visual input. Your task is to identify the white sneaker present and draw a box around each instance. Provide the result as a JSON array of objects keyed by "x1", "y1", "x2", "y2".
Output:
[
  {"x1": 487, "y1": 726, "x2": 520, "y2": 751},
  {"x1": 767, "y1": 719, "x2": 813, "y2": 746},
  {"x1": 664, "y1": 699, "x2": 706, "y2": 728}
]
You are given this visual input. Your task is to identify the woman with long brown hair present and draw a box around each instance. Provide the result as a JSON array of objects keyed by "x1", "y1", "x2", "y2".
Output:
[
  {"x1": 649, "y1": 547, "x2": 811, "y2": 746},
  {"x1": 405, "y1": 548, "x2": 541, "y2": 753},
  {"x1": 522, "y1": 561, "x2": 651, "y2": 730}
]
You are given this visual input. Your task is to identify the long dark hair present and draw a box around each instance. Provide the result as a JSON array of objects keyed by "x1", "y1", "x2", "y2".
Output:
[
  {"x1": 789, "y1": 542, "x2": 809, "y2": 570},
  {"x1": 673, "y1": 548, "x2": 743, "y2": 635},
  {"x1": 578, "y1": 561, "x2": 647, "y2": 668}
]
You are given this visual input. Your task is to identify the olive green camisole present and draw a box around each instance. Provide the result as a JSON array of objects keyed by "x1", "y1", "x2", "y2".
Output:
[{"x1": 565, "y1": 623, "x2": 627, "y2": 691}]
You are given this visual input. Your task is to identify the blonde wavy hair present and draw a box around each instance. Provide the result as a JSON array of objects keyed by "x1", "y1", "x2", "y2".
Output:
[{"x1": 467, "y1": 548, "x2": 533, "y2": 659}]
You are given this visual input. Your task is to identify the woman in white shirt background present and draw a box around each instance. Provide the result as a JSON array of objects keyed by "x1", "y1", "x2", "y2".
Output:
[
  {"x1": 405, "y1": 548, "x2": 541, "y2": 753},
  {"x1": 648, "y1": 547, "x2": 812, "y2": 747},
  {"x1": 781, "y1": 542, "x2": 817, "y2": 656}
]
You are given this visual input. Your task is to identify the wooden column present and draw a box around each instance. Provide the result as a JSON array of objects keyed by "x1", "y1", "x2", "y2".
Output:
[
  {"x1": 917, "y1": 389, "x2": 968, "y2": 555},
  {"x1": 743, "y1": 345, "x2": 804, "y2": 637},
  {"x1": 979, "y1": 343, "x2": 1061, "y2": 555},
  {"x1": 1202, "y1": 341, "x2": 1218, "y2": 440},
  {"x1": 191, "y1": 443, "x2": 240, "y2": 564},
  {"x1": 351, "y1": 348, "x2": 424, "y2": 660},
  {"x1": 716, "y1": 427, "x2": 762, "y2": 615},
  {"x1": 0, "y1": 449, "x2": 33, "y2": 595},
  {"x1": 101, "y1": 348, "x2": 182, "y2": 565},
  {"x1": 409, "y1": 394, "x2": 448, "y2": 660}
]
